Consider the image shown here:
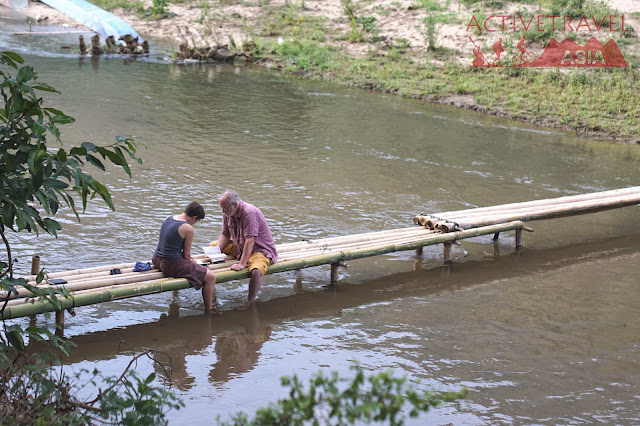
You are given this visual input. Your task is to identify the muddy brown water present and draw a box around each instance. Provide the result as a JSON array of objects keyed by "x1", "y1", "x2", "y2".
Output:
[{"x1": 3, "y1": 12, "x2": 640, "y2": 424}]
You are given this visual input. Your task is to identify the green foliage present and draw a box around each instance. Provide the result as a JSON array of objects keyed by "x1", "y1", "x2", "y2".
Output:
[
  {"x1": 0, "y1": 54, "x2": 140, "y2": 238},
  {"x1": 1, "y1": 50, "x2": 181, "y2": 424},
  {"x1": 414, "y1": 0, "x2": 448, "y2": 12},
  {"x1": 343, "y1": 0, "x2": 378, "y2": 43},
  {"x1": 424, "y1": 14, "x2": 439, "y2": 51},
  {"x1": 86, "y1": 0, "x2": 144, "y2": 12},
  {"x1": 263, "y1": 39, "x2": 334, "y2": 71},
  {"x1": 151, "y1": 0, "x2": 168, "y2": 16},
  {"x1": 220, "y1": 364, "x2": 468, "y2": 425},
  {"x1": 97, "y1": 370, "x2": 184, "y2": 424}
]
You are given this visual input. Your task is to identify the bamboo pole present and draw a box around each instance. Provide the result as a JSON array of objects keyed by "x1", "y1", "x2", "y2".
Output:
[
  {"x1": 277, "y1": 233, "x2": 436, "y2": 262},
  {"x1": 1, "y1": 221, "x2": 524, "y2": 320},
  {"x1": 416, "y1": 190, "x2": 640, "y2": 225},
  {"x1": 22, "y1": 228, "x2": 426, "y2": 283},
  {"x1": 9, "y1": 230, "x2": 439, "y2": 300},
  {"x1": 275, "y1": 227, "x2": 427, "y2": 252},
  {"x1": 450, "y1": 194, "x2": 640, "y2": 230},
  {"x1": 278, "y1": 230, "x2": 435, "y2": 256},
  {"x1": 430, "y1": 191, "x2": 640, "y2": 222},
  {"x1": 418, "y1": 191, "x2": 640, "y2": 231},
  {"x1": 427, "y1": 186, "x2": 640, "y2": 219}
]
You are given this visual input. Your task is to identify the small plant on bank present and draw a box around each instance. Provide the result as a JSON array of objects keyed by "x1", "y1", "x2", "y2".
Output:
[
  {"x1": 343, "y1": 0, "x2": 379, "y2": 43},
  {"x1": 424, "y1": 14, "x2": 439, "y2": 51},
  {"x1": 151, "y1": 0, "x2": 168, "y2": 16}
]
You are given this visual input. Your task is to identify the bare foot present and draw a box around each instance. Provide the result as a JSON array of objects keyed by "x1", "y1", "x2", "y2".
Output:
[{"x1": 205, "y1": 308, "x2": 223, "y2": 316}]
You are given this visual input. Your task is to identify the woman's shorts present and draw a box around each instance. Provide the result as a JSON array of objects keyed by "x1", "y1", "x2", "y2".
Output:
[{"x1": 152, "y1": 254, "x2": 208, "y2": 290}]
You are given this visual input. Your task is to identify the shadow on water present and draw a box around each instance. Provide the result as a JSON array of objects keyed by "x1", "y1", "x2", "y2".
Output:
[{"x1": 30, "y1": 233, "x2": 640, "y2": 390}]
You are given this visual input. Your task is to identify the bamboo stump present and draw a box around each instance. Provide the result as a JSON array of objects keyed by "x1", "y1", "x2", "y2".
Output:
[{"x1": 31, "y1": 255, "x2": 40, "y2": 275}]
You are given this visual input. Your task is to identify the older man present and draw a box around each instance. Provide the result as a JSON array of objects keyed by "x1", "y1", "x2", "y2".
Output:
[{"x1": 213, "y1": 191, "x2": 278, "y2": 310}]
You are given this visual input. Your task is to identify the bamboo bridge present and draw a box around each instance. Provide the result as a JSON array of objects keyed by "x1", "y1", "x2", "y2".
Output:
[{"x1": 2, "y1": 186, "x2": 640, "y2": 327}]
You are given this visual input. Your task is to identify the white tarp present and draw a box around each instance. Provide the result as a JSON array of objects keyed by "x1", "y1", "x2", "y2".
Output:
[{"x1": 39, "y1": 0, "x2": 142, "y2": 41}]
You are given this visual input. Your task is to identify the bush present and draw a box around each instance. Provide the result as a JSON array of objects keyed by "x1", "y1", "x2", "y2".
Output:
[{"x1": 1, "y1": 50, "x2": 181, "y2": 424}]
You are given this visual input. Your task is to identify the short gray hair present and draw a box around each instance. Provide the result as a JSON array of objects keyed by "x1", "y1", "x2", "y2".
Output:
[{"x1": 221, "y1": 190, "x2": 240, "y2": 205}]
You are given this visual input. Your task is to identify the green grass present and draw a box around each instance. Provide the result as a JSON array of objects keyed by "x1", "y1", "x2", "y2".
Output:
[
  {"x1": 88, "y1": 0, "x2": 142, "y2": 11},
  {"x1": 254, "y1": 35, "x2": 640, "y2": 140}
]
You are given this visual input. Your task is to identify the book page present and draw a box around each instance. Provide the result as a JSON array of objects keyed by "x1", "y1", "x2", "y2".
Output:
[{"x1": 203, "y1": 246, "x2": 226, "y2": 262}]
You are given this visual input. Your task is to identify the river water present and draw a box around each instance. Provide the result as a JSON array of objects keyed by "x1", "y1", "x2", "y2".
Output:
[{"x1": 3, "y1": 10, "x2": 640, "y2": 424}]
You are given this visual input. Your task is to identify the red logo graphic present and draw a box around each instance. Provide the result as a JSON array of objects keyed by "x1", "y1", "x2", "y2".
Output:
[
  {"x1": 470, "y1": 35, "x2": 627, "y2": 68},
  {"x1": 466, "y1": 13, "x2": 630, "y2": 68}
]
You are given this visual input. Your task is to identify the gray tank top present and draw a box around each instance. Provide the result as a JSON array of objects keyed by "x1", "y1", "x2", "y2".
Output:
[{"x1": 154, "y1": 216, "x2": 187, "y2": 259}]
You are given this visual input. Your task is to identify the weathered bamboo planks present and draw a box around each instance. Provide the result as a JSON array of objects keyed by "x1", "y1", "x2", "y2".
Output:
[
  {"x1": 4, "y1": 186, "x2": 639, "y2": 322},
  {"x1": 414, "y1": 186, "x2": 640, "y2": 232},
  {"x1": 1, "y1": 222, "x2": 524, "y2": 320}
]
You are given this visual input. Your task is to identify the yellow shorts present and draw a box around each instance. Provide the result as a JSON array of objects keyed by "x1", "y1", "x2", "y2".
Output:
[{"x1": 210, "y1": 240, "x2": 271, "y2": 276}]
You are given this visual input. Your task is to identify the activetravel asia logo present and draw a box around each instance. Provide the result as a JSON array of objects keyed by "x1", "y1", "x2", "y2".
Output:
[{"x1": 467, "y1": 14, "x2": 629, "y2": 67}]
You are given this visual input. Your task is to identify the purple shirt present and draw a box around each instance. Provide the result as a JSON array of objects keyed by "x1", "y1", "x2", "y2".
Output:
[{"x1": 222, "y1": 201, "x2": 278, "y2": 263}]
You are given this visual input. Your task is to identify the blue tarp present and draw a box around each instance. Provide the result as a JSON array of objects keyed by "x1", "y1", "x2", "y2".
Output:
[{"x1": 39, "y1": 0, "x2": 142, "y2": 41}]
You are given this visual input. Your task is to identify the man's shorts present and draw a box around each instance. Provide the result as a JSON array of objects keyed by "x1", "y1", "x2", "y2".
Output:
[{"x1": 210, "y1": 240, "x2": 271, "y2": 276}]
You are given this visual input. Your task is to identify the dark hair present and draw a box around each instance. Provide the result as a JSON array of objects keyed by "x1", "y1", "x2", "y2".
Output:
[{"x1": 185, "y1": 202, "x2": 205, "y2": 220}]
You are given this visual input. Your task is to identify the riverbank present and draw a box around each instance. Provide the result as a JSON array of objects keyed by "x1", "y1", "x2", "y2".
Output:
[{"x1": 15, "y1": 0, "x2": 640, "y2": 143}]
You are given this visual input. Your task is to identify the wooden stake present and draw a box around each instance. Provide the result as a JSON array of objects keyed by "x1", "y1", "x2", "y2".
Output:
[
  {"x1": 443, "y1": 242, "x2": 452, "y2": 264},
  {"x1": 31, "y1": 255, "x2": 40, "y2": 275},
  {"x1": 55, "y1": 310, "x2": 64, "y2": 334},
  {"x1": 515, "y1": 228, "x2": 522, "y2": 248}
]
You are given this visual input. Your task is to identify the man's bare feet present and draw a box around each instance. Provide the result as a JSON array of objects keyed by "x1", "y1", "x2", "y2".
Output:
[{"x1": 205, "y1": 308, "x2": 223, "y2": 316}]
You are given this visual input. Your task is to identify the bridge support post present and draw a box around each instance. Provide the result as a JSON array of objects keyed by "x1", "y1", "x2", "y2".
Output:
[
  {"x1": 55, "y1": 310, "x2": 64, "y2": 337},
  {"x1": 330, "y1": 261, "x2": 347, "y2": 285},
  {"x1": 515, "y1": 228, "x2": 523, "y2": 248},
  {"x1": 443, "y1": 242, "x2": 452, "y2": 265},
  {"x1": 30, "y1": 256, "x2": 40, "y2": 323}
]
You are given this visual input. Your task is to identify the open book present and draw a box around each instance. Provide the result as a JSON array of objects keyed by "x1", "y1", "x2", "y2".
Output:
[{"x1": 203, "y1": 245, "x2": 227, "y2": 263}]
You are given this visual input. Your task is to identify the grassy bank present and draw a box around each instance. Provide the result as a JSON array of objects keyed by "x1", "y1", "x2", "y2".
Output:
[
  {"x1": 96, "y1": 0, "x2": 640, "y2": 142},
  {"x1": 253, "y1": 36, "x2": 639, "y2": 141}
]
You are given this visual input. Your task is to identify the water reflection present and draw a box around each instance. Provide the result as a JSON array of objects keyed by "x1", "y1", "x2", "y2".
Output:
[
  {"x1": 152, "y1": 296, "x2": 272, "y2": 389},
  {"x1": 210, "y1": 304, "x2": 272, "y2": 383}
]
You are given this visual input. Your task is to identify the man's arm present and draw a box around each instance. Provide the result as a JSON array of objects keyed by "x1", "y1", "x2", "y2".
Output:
[
  {"x1": 231, "y1": 236, "x2": 255, "y2": 271},
  {"x1": 217, "y1": 232, "x2": 230, "y2": 252}
]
